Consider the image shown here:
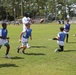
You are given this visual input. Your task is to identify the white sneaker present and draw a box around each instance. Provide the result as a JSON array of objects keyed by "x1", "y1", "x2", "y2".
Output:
[
  {"x1": 54, "y1": 48, "x2": 59, "y2": 52},
  {"x1": 27, "y1": 46, "x2": 30, "y2": 48},
  {"x1": 73, "y1": 34, "x2": 76, "y2": 36},
  {"x1": 5, "y1": 55, "x2": 11, "y2": 58}
]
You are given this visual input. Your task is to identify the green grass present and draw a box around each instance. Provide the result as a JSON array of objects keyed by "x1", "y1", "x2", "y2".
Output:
[{"x1": 0, "y1": 22, "x2": 76, "y2": 75}]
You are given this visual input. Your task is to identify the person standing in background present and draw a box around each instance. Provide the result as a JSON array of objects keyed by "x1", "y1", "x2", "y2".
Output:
[{"x1": 64, "y1": 19, "x2": 70, "y2": 43}]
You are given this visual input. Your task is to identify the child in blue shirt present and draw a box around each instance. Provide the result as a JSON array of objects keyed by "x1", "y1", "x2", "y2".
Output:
[
  {"x1": 0, "y1": 23, "x2": 10, "y2": 58},
  {"x1": 17, "y1": 22, "x2": 32, "y2": 54},
  {"x1": 64, "y1": 19, "x2": 70, "y2": 43},
  {"x1": 54, "y1": 27, "x2": 66, "y2": 52}
]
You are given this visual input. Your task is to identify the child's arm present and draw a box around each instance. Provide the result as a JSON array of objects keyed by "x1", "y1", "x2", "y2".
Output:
[
  {"x1": 55, "y1": 36, "x2": 59, "y2": 40},
  {"x1": 0, "y1": 36, "x2": 9, "y2": 39},
  {"x1": 19, "y1": 32, "x2": 23, "y2": 42},
  {"x1": 53, "y1": 36, "x2": 59, "y2": 40},
  {"x1": 53, "y1": 33, "x2": 60, "y2": 40},
  {"x1": 30, "y1": 33, "x2": 32, "y2": 40}
]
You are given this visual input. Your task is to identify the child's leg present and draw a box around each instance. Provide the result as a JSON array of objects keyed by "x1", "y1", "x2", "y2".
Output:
[
  {"x1": 22, "y1": 46, "x2": 27, "y2": 54},
  {"x1": 27, "y1": 43, "x2": 30, "y2": 48},
  {"x1": 17, "y1": 46, "x2": 25, "y2": 52},
  {"x1": 59, "y1": 45, "x2": 64, "y2": 51},
  {"x1": 22, "y1": 42, "x2": 28, "y2": 54},
  {"x1": 5, "y1": 44, "x2": 10, "y2": 55},
  {"x1": 66, "y1": 34, "x2": 69, "y2": 43},
  {"x1": 0, "y1": 45, "x2": 2, "y2": 49},
  {"x1": 17, "y1": 42, "x2": 27, "y2": 54},
  {"x1": 27, "y1": 43, "x2": 29, "y2": 47},
  {"x1": 17, "y1": 41, "x2": 25, "y2": 53}
]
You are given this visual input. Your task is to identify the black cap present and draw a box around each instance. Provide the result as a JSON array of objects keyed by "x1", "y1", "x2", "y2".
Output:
[{"x1": 24, "y1": 12, "x2": 31, "y2": 17}]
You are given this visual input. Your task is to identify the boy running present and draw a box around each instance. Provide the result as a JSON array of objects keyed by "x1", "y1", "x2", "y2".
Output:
[
  {"x1": 0, "y1": 23, "x2": 10, "y2": 58},
  {"x1": 17, "y1": 22, "x2": 32, "y2": 54},
  {"x1": 22, "y1": 12, "x2": 33, "y2": 48}
]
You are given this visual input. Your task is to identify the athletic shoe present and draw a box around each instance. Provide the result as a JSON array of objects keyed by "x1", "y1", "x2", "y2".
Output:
[
  {"x1": 5, "y1": 55, "x2": 11, "y2": 58},
  {"x1": 22, "y1": 51, "x2": 25, "y2": 54},
  {"x1": 73, "y1": 34, "x2": 76, "y2": 36},
  {"x1": 54, "y1": 48, "x2": 59, "y2": 52},
  {"x1": 66, "y1": 40, "x2": 68, "y2": 43},
  {"x1": 17, "y1": 47, "x2": 20, "y2": 53},
  {"x1": 27, "y1": 46, "x2": 30, "y2": 48}
]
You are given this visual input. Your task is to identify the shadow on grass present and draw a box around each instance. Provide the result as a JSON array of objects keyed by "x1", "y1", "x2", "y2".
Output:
[
  {"x1": 11, "y1": 56, "x2": 24, "y2": 60},
  {"x1": 64, "y1": 50, "x2": 76, "y2": 52},
  {"x1": 68, "y1": 42, "x2": 76, "y2": 44},
  {"x1": 25, "y1": 53, "x2": 46, "y2": 56},
  {"x1": 30, "y1": 46, "x2": 47, "y2": 48},
  {"x1": 0, "y1": 63, "x2": 18, "y2": 68}
]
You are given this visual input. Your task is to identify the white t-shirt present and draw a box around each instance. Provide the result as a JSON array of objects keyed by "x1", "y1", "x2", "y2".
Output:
[{"x1": 22, "y1": 17, "x2": 31, "y2": 32}]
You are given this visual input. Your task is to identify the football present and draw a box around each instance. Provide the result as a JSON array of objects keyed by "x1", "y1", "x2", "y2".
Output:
[{"x1": 40, "y1": 19, "x2": 44, "y2": 23}]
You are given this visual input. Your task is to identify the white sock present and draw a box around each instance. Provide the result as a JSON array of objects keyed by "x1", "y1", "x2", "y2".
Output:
[{"x1": 27, "y1": 43, "x2": 29, "y2": 47}]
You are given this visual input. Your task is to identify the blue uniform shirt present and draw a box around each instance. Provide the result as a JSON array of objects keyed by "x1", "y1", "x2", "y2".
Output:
[
  {"x1": 58, "y1": 32, "x2": 66, "y2": 42},
  {"x1": 64, "y1": 23, "x2": 70, "y2": 31},
  {"x1": 0, "y1": 28, "x2": 8, "y2": 38},
  {"x1": 23, "y1": 28, "x2": 32, "y2": 39}
]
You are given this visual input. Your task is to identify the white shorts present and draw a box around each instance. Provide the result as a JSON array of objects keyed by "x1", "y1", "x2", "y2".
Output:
[
  {"x1": 22, "y1": 42, "x2": 28, "y2": 46},
  {"x1": 57, "y1": 41, "x2": 64, "y2": 46},
  {"x1": 21, "y1": 38, "x2": 28, "y2": 46},
  {"x1": 0, "y1": 39, "x2": 9, "y2": 45},
  {"x1": 64, "y1": 31, "x2": 69, "y2": 34}
]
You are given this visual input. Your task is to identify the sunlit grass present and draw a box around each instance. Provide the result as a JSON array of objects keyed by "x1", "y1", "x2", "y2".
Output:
[{"x1": 0, "y1": 22, "x2": 76, "y2": 75}]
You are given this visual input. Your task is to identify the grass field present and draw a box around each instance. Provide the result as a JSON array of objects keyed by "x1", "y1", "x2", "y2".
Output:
[{"x1": 0, "y1": 22, "x2": 76, "y2": 75}]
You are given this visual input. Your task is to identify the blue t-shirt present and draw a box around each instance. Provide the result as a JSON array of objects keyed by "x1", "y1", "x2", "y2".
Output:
[
  {"x1": 58, "y1": 32, "x2": 66, "y2": 41},
  {"x1": 23, "y1": 28, "x2": 32, "y2": 39},
  {"x1": 0, "y1": 28, "x2": 8, "y2": 38},
  {"x1": 64, "y1": 23, "x2": 70, "y2": 31}
]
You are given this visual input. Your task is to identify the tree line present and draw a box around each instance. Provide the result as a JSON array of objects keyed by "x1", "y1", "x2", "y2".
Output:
[{"x1": 0, "y1": 0, "x2": 76, "y2": 21}]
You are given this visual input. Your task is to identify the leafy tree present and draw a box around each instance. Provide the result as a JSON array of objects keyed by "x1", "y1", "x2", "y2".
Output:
[{"x1": 0, "y1": 0, "x2": 76, "y2": 20}]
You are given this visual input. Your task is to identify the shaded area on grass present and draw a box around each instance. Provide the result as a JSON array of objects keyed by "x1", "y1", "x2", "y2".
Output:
[
  {"x1": 0, "y1": 63, "x2": 18, "y2": 68},
  {"x1": 68, "y1": 42, "x2": 76, "y2": 44},
  {"x1": 64, "y1": 50, "x2": 76, "y2": 52},
  {"x1": 25, "y1": 53, "x2": 46, "y2": 56},
  {"x1": 11, "y1": 56, "x2": 24, "y2": 60},
  {"x1": 30, "y1": 46, "x2": 47, "y2": 48}
]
